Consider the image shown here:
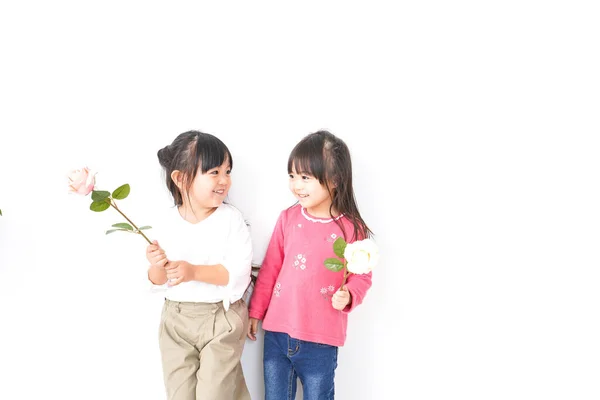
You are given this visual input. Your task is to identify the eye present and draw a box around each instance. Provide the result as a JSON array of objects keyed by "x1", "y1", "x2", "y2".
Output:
[
  {"x1": 288, "y1": 174, "x2": 294, "y2": 179},
  {"x1": 302, "y1": 175, "x2": 311, "y2": 180},
  {"x1": 226, "y1": 169, "x2": 232, "y2": 175}
]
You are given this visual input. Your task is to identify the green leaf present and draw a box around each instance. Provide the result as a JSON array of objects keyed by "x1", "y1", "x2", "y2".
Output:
[
  {"x1": 106, "y1": 228, "x2": 133, "y2": 235},
  {"x1": 324, "y1": 258, "x2": 344, "y2": 272},
  {"x1": 137, "y1": 225, "x2": 152, "y2": 230},
  {"x1": 91, "y1": 190, "x2": 111, "y2": 202},
  {"x1": 90, "y1": 200, "x2": 110, "y2": 212},
  {"x1": 106, "y1": 228, "x2": 128, "y2": 235},
  {"x1": 112, "y1": 184, "x2": 130, "y2": 200},
  {"x1": 0, "y1": 209, "x2": 2, "y2": 216},
  {"x1": 333, "y1": 237, "x2": 347, "y2": 258},
  {"x1": 112, "y1": 222, "x2": 133, "y2": 230}
]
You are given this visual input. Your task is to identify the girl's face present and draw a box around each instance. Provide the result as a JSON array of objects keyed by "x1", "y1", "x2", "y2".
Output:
[
  {"x1": 181, "y1": 157, "x2": 232, "y2": 211},
  {"x1": 289, "y1": 166, "x2": 334, "y2": 218}
]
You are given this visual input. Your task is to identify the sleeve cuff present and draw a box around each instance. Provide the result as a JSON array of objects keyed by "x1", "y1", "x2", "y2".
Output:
[{"x1": 149, "y1": 282, "x2": 168, "y2": 293}]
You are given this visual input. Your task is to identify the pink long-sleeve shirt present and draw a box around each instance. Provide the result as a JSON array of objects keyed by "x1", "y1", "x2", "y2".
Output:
[{"x1": 249, "y1": 204, "x2": 372, "y2": 347}]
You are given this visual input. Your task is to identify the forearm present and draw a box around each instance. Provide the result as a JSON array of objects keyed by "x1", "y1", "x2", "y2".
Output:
[
  {"x1": 192, "y1": 264, "x2": 229, "y2": 286},
  {"x1": 148, "y1": 265, "x2": 168, "y2": 285},
  {"x1": 248, "y1": 264, "x2": 280, "y2": 319},
  {"x1": 343, "y1": 271, "x2": 372, "y2": 313}
]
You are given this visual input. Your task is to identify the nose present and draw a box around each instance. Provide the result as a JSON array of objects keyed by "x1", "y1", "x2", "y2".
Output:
[
  {"x1": 219, "y1": 174, "x2": 230, "y2": 185},
  {"x1": 292, "y1": 178, "x2": 303, "y2": 191}
]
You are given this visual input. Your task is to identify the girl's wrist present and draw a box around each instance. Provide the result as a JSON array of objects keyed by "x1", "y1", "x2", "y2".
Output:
[
  {"x1": 191, "y1": 264, "x2": 202, "y2": 282},
  {"x1": 148, "y1": 265, "x2": 168, "y2": 285}
]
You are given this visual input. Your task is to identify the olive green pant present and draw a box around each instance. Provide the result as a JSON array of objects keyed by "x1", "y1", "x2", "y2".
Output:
[{"x1": 158, "y1": 298, "x2": 251, "y2": 400}]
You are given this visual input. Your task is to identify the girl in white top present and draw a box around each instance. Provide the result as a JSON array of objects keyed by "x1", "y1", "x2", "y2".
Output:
[{"x1": 146, "y1": 130, "x2": 252, "y2": 400}]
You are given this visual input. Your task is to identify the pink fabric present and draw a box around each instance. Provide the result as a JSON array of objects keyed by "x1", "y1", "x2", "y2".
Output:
[{"x1": 249, "y1": 204, "x2": 372, "y2": 347}]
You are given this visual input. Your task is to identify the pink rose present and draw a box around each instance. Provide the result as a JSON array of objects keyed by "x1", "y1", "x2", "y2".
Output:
[{"x1": 67, "y1": 167, "x2": 96, "y2": 195}]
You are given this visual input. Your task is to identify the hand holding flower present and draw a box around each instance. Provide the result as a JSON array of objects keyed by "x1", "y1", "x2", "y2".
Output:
[
  {"x1": 331, "y1": 286, "x2": 351, "y2": 310},
  {"x1": 146, "y1": 240, "x2": 168, "y2": 268}
]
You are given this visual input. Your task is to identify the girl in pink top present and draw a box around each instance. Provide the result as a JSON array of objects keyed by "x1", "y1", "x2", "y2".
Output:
[{"x1": 248, "y1": 130, "x2": 374, "y2": 399}]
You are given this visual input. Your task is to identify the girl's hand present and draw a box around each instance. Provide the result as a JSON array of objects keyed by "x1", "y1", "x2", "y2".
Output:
[
  {"x1": 146, "y1": 240, "x2": 168, "y2": 268},
  {"x1": 165, "y1": 260, "x2": 194, "y2": 286},
  {"x1": 247, "y1": 318, "x2": 259, "y2": 341},
  {"x1": 332, "y1": 286, "x2": 351, "y2": 310}
]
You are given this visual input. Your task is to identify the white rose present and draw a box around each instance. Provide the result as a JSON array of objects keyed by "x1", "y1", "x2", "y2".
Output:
[{"x1": 344, "y1": 238, "x2": 379, "y2": 274}]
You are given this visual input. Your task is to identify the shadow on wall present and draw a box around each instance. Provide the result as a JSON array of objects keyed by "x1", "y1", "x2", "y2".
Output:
[{"x1": 244, "y1": 264, "x2": 261, "y2": 304}]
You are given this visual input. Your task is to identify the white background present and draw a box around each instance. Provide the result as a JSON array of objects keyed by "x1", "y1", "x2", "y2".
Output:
[{"x1": 1, "y1": 1, "x2": 599, "y2": 399}]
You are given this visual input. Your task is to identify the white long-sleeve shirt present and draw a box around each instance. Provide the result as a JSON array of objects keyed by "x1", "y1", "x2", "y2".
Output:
[{"x1": 149, "y1": 202, "x2": 253, "y2": 310}]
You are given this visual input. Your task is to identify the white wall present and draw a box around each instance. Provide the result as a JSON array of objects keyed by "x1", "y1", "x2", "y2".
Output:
[{"x1": 1, "y1": 2, "x2": 599, "y2": 399}]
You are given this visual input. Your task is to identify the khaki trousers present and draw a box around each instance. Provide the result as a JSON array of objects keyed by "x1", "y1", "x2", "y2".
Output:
[{"x1": 158, "y1": 298, "x2": 251, "y2": 400}]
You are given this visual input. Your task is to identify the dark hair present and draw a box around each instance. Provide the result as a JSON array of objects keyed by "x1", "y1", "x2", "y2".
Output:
[
  {"x1": 157, "y1": 130, "x2": 232, "y2": 206},
  {"x1": 287, "y1": 130, "x2": 372, "y2": 241}
]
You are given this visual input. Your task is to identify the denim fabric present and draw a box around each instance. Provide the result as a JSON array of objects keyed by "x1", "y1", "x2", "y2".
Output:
[{"x1": 263, "y1": 330, "x2": 338, "y2": 400}]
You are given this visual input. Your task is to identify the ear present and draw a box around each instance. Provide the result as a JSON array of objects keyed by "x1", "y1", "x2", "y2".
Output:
[{"x1": 171, "y1": 170, "x2": 184, "y2": 190}]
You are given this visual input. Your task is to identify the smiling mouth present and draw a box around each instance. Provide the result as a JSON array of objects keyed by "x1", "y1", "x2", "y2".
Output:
[{"x1": 214, "y1": 189, "x2": 225, "y2": 195}]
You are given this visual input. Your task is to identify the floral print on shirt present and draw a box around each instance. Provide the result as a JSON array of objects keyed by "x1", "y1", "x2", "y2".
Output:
[
  {"x1": 292, "y1": 253, "x2": 307, "y2": 270},
  {"x1": 320, "y1": 284, "x2": 336, "y2": 300},
  {"x1": 273, "y1": 281, "x2": 282, "y2": 297}
]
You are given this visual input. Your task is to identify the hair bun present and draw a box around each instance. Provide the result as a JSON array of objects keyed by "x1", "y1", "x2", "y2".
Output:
[{"x1": 157, "y1": 145, "x2": 173, "y2": 169}]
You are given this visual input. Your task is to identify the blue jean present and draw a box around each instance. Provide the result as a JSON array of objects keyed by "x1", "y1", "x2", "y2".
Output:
[{"x1": 263, "y1": 330, "x2": 338, "y2": 400}]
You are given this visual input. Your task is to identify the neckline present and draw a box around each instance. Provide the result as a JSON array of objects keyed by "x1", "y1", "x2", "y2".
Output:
[
  {"x1": 300, "y1": 206, "x2": 344, "y2": 224},
  {"x1": 175, "y1": 204, "x2": 222, "y2": 225}
]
